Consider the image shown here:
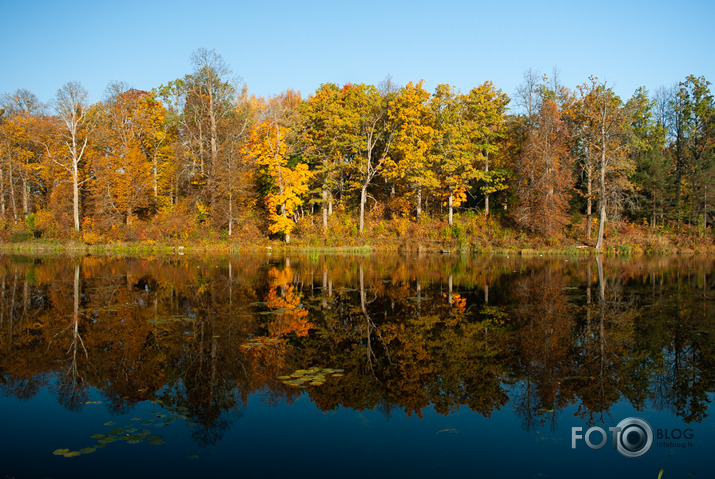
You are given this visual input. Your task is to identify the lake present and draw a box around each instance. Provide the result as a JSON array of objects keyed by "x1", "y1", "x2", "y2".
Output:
[{"x1": 0, "y1": 252, "x2": 713, "y2": 478}]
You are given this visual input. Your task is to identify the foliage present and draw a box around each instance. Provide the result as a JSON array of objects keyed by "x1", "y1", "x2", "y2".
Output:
[{"x1": 0, "y1": 55, "x2": 713, "y2": 248}]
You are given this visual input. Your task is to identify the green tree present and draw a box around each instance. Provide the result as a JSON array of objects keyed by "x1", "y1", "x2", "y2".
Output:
[
  {"x1": 463, "y1": 81, "x2": 510, "y2": 216},
  {"x1": 627, "y1": 86, "x2": 669, "y2": 228},
  {"x1": 675, "y1": 75, "x2": 714, "y2": 229}
]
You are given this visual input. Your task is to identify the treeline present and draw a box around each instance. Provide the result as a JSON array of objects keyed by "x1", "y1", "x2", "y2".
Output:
[{"x1": 0, "y1": 49, "x2": 713, "y2": 248}]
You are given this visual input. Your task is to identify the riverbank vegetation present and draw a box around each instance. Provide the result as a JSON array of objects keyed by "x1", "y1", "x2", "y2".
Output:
[{"x1": 1, "y1": 50, "x2": 713, "y2": 253}]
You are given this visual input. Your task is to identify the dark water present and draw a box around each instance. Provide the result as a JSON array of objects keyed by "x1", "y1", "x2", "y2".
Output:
[{"x1": 0, "y1": 253, "x2": 713, "y2": 479}]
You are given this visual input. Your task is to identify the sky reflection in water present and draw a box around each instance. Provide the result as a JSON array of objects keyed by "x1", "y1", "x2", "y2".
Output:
[{"x1": 0, "y1": 253, "x2": 713, "y2": 478}]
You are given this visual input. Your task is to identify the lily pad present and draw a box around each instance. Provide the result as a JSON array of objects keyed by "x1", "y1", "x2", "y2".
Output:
[
  {"x1": 79, "y1": 447, "x2": 96, "y2": 454},
  {"x1": 63, "y1": 451, "x2": 81, "y2": 458},
  {"x1": 91, "y1": 434, "x2": 106, "y2": 440},
  {"x1": 53, "y1": 448, "x2": 70, "y2": 456},
  {"x1": 188, "y1": 455, "x2": 199, "y2": 460},
  {"x1": 104, "y1": 421, "x2": 116, "y2": 426},
  {"x1": 277, "y1": 375, "x2": 291, "y2": 380}
]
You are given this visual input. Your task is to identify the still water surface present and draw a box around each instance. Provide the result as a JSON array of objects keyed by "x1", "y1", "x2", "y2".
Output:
[{"x1": 0, "y1": 253, "x2": 713, "y2": 478}]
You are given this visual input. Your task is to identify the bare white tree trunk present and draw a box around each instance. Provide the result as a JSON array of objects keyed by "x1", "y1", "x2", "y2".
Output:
[
  {"x1": 416, "y1": 184, "x2": 422, "y2": 219},
  {"x1": 595, "y1": 125, "x2": 607, "y2": 250},
  {"x1": 484, "y1": 151, "x2": 490, "y2": 216},
  {"x1": 448, "y1": 193, "x2": 454, "y2": 226},
  {"x1": 54, "y1": 82, "x2": 91, "y2": 232},
  {"x1": 322, "y1": 187, "x2": 328, "y2": 232},
  {"x1": 360, "y1": 184, "x2": 367, "y2": 235}
]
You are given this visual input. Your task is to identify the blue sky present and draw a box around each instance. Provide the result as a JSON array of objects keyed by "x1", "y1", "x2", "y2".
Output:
[{"x1": 1, "y1": 0, "x2": 713, "y2": 110}]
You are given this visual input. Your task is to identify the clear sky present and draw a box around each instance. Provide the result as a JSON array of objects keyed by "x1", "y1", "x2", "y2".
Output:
[{"x1": 1, "y1": 0, "x2": 713, "y2": 110}]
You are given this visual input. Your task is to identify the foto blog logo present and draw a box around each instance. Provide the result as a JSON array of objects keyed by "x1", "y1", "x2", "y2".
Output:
[{"x1": 571, "y1": 417, "x2": 653, "y2": 458}]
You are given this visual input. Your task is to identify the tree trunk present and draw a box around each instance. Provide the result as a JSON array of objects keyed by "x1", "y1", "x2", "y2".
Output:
[
  {"x1": 228, "y1": 190, "x2": 233, "y2": 236},
  {"x1": 209, "y1": 85, "x2": 219, "y2": 209},
  {"x1": 322, "y1": 187, "x2": 328, "y2": 232},
  {"x1": 359, "y1": 184, "x2": 367, "y2": 235},
  {"x1": 484, "y1": 151, "x2": 490, "y2": 217},
  {"x1": 586, "y1": 167, "x2": 592, "y2": 240},
  {"x1": 416, "y1": 184, "x2": 422, "y2": 220},
  {"x1": 675, "y1": 124, "x2": 684, "y2": 225},
  {"x1": 448, "y1": 193, "x2": 453, "y2": 226},
  {"x1": 22, "y1": 175, "x2": 29, "y2": 217},
  {"x1": 72, "y1": 161, "x2": 80, "y2": 232},
  {"x1": 595, "y1": 138, "x2": 607, "y2": 250},
  {"x1": 8, "y1": 156, "x2": 17, "y2": 224},
  {"x1": 0, "y1": 165, "x2": 5, "y2": 220},
  {"x1": 704, "y1": 185, "x2": 708, "y2": 231},
  {"x1": 152, "y1": 155, "x2": 158, "y2": 208}
]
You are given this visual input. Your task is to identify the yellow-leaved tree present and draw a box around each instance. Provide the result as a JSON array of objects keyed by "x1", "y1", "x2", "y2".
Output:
[
  {"x1": 430, "y1": 84, "x2": 474, "y2": 226},
  {"x1": 251, "y1": 93, "x2": 310, "y2": 243},
  {"x1": 385, "y1": 80, "x2": 438, "y2": 219}
]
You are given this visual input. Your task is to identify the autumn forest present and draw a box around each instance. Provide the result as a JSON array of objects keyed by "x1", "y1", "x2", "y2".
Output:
[{"x1": 1, "y1": 48, "x2": 714, "y2": 251}]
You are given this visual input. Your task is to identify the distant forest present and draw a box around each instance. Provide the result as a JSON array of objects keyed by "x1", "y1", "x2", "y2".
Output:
[{"x1": 1, "y1": 48, "x2": 713, "y2": 250}]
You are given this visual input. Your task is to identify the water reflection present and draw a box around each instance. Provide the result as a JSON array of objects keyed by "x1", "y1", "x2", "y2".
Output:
[{"x1": 0, "y1": 253, "x2": 713, "y2": 446}]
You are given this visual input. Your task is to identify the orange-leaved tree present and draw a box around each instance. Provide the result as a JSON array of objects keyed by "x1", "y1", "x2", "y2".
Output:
[{"x1": 513, "y1": 99, "x2": 574, "y2": 236}]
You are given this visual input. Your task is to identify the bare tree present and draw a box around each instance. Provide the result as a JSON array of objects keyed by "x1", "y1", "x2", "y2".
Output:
[
  {"x1": 574, "y1": 78, "x2": 631, "y2": 250},
  {"x1": 53, "y1": 82, "x2": 94, "y2": 231},
  {"x1": 515, "y1": 68, "x2": 542, "y2": 120},
  {"x1": 185, "y1": 48, "x2": 236, "y2": 208}
]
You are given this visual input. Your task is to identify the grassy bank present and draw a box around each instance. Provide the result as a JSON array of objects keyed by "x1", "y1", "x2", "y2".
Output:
[{"x1": 1, "y1": 213, "x2": 713, "y2": 256}]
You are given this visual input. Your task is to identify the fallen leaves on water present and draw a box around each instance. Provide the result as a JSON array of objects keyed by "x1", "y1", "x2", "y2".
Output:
[{"x1": 279, "y1": 367, "x2": 344, "y2": 387}]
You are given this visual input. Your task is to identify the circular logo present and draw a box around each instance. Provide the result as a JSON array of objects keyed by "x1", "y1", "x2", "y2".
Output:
[{"x1": 615, "y1": 417, "x2": 653, "y2": 458}]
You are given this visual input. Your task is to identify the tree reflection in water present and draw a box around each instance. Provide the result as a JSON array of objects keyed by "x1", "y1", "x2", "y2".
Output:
[{"x1": 0, "y1": 253, "x2": 712, "y2": 445}]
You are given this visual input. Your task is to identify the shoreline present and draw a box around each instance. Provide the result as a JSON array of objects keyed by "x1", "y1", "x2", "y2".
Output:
[{"x1": 1, "y1": 239, "x2": 713, "y2": 257}]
